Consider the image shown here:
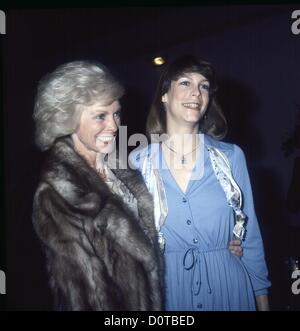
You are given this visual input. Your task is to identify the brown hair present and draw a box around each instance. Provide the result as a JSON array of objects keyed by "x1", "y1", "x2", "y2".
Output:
[{"x1": 146, "y1": 55, "x2": 227, "y2": 140}]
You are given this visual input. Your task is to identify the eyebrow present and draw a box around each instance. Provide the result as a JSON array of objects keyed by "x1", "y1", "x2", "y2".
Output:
[
  {"x1": 179, "y1": 75, "x2": 209, "y2": 83},
  {"x1": 90, "y1": 108, "x2": 121, "y2": 116},
  {"x1": 90, "y1": 110, "x2": 107, "y2": 116}
]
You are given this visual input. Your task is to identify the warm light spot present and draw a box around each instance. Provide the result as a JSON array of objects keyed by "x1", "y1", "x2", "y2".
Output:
[{"x1": 153, "y1": 56, "x2": 165, "y2": 66}]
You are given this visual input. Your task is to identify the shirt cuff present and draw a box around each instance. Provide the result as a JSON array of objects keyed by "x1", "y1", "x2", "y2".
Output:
[{"x1": 255, "y1": 288, "x2": 268, "y2": 296}]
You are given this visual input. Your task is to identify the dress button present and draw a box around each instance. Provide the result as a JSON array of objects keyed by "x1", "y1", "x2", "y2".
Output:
[
  {"x1": 182, "y1": 197, "x2": 187, "y2": 203},
  {"x1": 197, "y1": 303, "x2": 203, "y2": 309},
  {"x1": 193, "y1": 238, "x2": 198, "y2": 244},
  {"x1": 186, "y1": 219, "x2": 192, "y2": 225}
]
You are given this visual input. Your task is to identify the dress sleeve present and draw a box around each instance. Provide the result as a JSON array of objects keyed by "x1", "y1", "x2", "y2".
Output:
[{"x1": 232, "y1": 144, "x2": 271, "y2": 296}]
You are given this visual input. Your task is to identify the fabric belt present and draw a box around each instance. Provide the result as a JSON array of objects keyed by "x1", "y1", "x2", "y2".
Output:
[{"x1": 180, "y1": 247, "x2": 228, "y2": 296}]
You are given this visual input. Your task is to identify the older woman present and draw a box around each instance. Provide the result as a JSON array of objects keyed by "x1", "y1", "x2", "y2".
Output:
[
  {"x1": 32, "y1": 61, "x2": 163, "y2": 311},
  {"x1": 131, "y1": 56, "x2": 271, "y2": 311}
]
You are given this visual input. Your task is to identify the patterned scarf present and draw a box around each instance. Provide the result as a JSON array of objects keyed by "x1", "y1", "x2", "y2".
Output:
[{"x1": 207, "y1": 147, "x2": 247, "y2": 240}]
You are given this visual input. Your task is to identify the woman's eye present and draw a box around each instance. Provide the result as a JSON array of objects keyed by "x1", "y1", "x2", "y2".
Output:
[
  {"x1": 200, "y1": 84, "x2": 210, "y2": 92},
  {"x1": 179, "y1": 80, "x2": 190, "y2": 86},
  {"x1": 95, "y1": 114, "x2": 105, "y2": 121},
  {"x1": 114, "y1": 111, "x2": 121, "y2": 119}
]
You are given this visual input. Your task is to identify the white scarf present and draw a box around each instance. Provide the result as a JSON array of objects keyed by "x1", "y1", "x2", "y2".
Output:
[
  {"x1": 141, "y1": 149, "x2": 168, "y2": 250},
  {"x1": 207, "y1": 147, "x2": 247, "y2": 240}
]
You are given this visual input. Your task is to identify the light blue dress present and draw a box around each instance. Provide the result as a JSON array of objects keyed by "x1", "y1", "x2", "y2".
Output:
[{"x1": 130, "y1": 134, "x2": 271, "y2": 311}]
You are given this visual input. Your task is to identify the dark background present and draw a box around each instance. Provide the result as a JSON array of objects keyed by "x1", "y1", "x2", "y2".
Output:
[{"x1": 2, "y1": 4, "x2": 300, "y2": 310}]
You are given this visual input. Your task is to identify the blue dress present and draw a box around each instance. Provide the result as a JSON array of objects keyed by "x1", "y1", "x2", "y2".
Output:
[{"x1": 130, "y1": 134, "x2": 271, "y2": 311}]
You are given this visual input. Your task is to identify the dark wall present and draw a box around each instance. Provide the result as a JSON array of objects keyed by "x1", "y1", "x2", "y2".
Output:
[{"x1": 3, "y1": 5, "x2": 300, "y2": 310}]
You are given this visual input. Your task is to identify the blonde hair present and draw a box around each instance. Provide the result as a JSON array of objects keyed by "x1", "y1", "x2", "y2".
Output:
[{"x1": 33, "y1": 61, "x2": 124, "y2": 151}]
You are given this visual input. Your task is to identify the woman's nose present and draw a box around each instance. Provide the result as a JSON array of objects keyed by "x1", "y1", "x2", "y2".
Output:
[
  {"x1": 191, "y1": 87, "x2": 201, "y2": 97},
  {"x1": 107, "y1": 116, "x2": 119, "y2": 132}
]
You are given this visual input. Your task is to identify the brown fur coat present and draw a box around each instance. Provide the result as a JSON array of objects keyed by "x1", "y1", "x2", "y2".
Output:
[{"x1": 32, "y1": 137, "x2": 163, "y2": 311}]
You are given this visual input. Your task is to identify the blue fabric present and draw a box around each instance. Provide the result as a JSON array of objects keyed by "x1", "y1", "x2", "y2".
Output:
[{"x1": 130, "y1": 134, "x2": 271, "y2": 311}]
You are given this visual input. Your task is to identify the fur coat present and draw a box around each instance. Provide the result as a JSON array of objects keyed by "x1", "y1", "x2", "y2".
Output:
[{"x1": 32, "y1": 137, "x2": 163, "y2": 311}]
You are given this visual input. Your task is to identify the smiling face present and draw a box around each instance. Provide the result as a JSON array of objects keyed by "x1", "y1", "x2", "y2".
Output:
[
  {"x1": 162, "y1": 72, "x2": 210, "y2": 130},
  {"x1": 73, "y1": 100, "x2": 121, "y2": 157}
]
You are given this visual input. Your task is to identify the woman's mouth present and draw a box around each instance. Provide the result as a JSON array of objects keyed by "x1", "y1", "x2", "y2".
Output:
[
  {"x1": 182, "y1": 102, "x2": 201, "y2": 110},
  {"x1": 96, "y1": 136, "x2": 116, "y2": 144}
]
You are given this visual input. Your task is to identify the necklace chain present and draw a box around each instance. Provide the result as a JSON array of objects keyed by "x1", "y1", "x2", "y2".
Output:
[{"x1": 163, "y1": 141, "x2": 199, "y2": 164}]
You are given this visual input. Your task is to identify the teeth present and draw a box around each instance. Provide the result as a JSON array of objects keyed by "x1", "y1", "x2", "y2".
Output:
[
  {"x1": 97, "y1": 136, "x2": 115, "y2": 142},
  {"x1": 182, "y1": 103, "x2": 200, "y2": 109}
]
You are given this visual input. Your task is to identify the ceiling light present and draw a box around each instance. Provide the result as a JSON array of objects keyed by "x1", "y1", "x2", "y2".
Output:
[{"x1": 153, "y1": 56, "x2": 165, "y2": 66}]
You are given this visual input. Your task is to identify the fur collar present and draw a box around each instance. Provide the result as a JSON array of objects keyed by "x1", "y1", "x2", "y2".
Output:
[{"x1": 42, "y1": 136, "x2": 157, "y2": 243}]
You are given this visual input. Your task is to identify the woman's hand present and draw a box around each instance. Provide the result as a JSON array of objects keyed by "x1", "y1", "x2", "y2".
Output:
[
  {"x1": 256, "y1": 295, "x2": 270, "y2": 311},
  {"x1": 228, "y1": 239, "x2": 243, "y2": 257}
]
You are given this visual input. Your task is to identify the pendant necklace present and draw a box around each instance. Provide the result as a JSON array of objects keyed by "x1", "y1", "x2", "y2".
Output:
[{"x1": 163, "y1": 141, "x2": 199, "y2": 164}]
